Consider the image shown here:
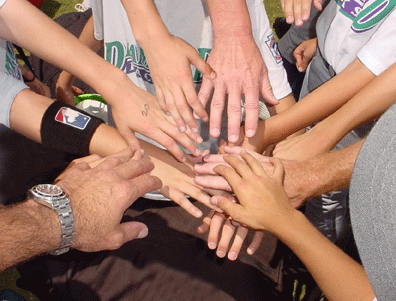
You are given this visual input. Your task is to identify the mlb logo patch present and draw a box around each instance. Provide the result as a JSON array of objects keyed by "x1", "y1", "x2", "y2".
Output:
[{"x1": 55, "y1": 107, "x2": 91, "y2": 130}]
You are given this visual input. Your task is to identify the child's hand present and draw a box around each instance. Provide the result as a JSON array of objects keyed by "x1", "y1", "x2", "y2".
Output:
[
  {"x1": 293, "y1": 38, "x2": 318, "y2": 72},
  {"x1": 197, "y1": 210, "x2": 264, "y2": 260},
  {"x1": 144, "y1": 33, "x2": 215, "y2": 134},
  {"x1": 209, "y1": 153, "x2": 295, "y2": 233},
  {"x1": 281, "y1": 0, "x2": 323, "y2": 26}
]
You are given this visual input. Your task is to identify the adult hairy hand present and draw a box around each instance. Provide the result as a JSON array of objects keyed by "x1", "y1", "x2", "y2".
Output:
[
  {"x1": 281, "y1": 0, "x2": 323, "y2": 26},
  {"x1": 54, "y1": 147, "x2": 162, "y2": 252},
  {"x1": 145, "y1": 33, "x2": 215, "y2": 133},
  {"x1": 198, "y1": 36, "x2": 278, "y2": 144},
  {"x1": 197, "y1": 209, "x2": 264, "y2": 260},
  {"x1": 195, "y1": 146, "x2": 310, "y2": 208}
]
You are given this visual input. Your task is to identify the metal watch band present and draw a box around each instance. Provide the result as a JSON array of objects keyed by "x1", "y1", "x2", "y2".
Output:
[
  {"x1": 48, "y1": 196, "x2": 74, "y2": 256},
  {"x1": 28, "y1": 184, "x2": 75, "y2": 256}
]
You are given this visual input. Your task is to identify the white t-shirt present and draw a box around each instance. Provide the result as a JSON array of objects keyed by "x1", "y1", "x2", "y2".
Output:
[
  {"x1": 92, "y1": 0, "x2": 291, "y2": 151},
  {"x1": 0, "y1": 0, "x2": 6, "y2": 7},
  {"x1": 320, "y1": 0, "x2": 396, "y2": 75}
]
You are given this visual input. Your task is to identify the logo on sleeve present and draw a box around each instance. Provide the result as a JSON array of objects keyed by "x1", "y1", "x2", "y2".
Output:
[{"x1": 55, "y1": 107, "x2": 91, "y2": 130}]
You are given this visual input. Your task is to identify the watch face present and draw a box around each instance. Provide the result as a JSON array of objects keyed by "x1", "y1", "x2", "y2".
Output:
[{"x1": 35, "y1": 184, "x2": 64, "y2": 197}]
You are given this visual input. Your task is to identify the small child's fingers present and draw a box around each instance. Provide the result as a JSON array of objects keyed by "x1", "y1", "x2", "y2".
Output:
[
  {"x1": 247, "y1": 230, "x2": 265, "y2": 255},
  {"x1": 228, "y1": 226, "x2": 249, "y2": 261}
]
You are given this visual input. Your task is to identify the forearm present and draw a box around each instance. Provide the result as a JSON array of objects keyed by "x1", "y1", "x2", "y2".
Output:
[
  {"x1": 249, "y1": 58, "x2": 375, "y2": 153},
  {"x1": 273, "y1": 211, "x2": 375, "y2": 301},
  {"x1": 0, "y1": 0, "x2": 127, "y2": 102},
  {"x1": 9, "y1": 89, "x2": 53, "y2": 142},
  {"x1": 0, "y1": 200, "x2": 60, "y2": 272},
  {"x1": 283, "y1": 139, "x2": 364, "y2": 207},
  {"x1": 313, "y1": 63, "x2": 396, "y2": 150},
  {"x1": 120, "y1": 0, "x2": 169, "y2": 46},
  {"x1": 206, "y1": 0, "x2": 252, "y2": 38},
  {"x1": 57, "y1": 15, "x2": 103, "y2": 87}
]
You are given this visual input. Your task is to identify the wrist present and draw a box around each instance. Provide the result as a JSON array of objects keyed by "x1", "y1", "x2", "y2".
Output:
[{"x1": 25, "y1": 199, "x2": 63, "y2": 252}]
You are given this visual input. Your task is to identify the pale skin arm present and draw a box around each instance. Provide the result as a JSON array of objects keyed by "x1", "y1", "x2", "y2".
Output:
[
  {"x1": 0, "y1": 0, "x2": 203, "y2": 162},
  {"x1": 200, "y1": 0, "x2": 278, "y2": 144},
  {"x1": 0, "y1": 147, "x2": 162, "y2": 272},
  {"x1": 241, "y1": 58, "x2": 375, "y2": 154},
  {"x1": 211, "y1": 153, "x2": 375, "y2": 301},
  {"x1": 120, "y1": 0, "x2": 214, "y2": 133},
  {"x1": 273, "y1": 61, "x2": 396, "y2": 161}
]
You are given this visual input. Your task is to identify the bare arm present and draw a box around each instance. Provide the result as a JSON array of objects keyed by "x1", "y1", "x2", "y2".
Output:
[
  {"x1": 211, "y1": 154, "x2": 375, "y2": 301},
  {"x1": 243, "y1": 58, "x2": 375, "y2": 153},
  {"x1": 0, "y1": 200, "x2": 60, "y2": 271},
  {"x1": 120, "y1": 0, "x2": 214, "y2": 133},
  {"x1": 195, "y1": 140, "x2": 363, "y2": 208},
  {"x1": 200, "y1": 0, "x2": 277, "y2": 143},
  {"x1": 0, "y1": 0, "x2": 203, "y2": 161}
]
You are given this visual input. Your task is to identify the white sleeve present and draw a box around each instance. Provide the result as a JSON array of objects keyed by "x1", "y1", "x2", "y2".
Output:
[
  {"x1": 373, "y1": 298, "x2": 378, "y2": 301},
  {"x1": 0, "y1": 71, "x2": 28, "y2": 127},
  {"x1": 0, "y1": 0, "x2": 7, "y2": 8},
  {"x1": 357, "y1": 10, "x2": 396, "y2": 76},
  {"x1": 91, "y1": 0, "x2": 104, "y2": 41}
]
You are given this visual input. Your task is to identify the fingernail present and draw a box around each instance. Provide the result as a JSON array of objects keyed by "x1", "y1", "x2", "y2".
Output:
[
  {"x1": 203, "y1": 154, "x2": 211, "y2": 161},
  {"x1": 137, "y1": 227, "x2": 149, "y2": 239},
  {"x1": 211, "y1": 196, "x2": 218, "y2": 205},
  {"x1": 192, "y1": 127, "x2": 199, "y2": 133},
  {"x1": 210, "y1": 71, "x2": 216, "y2": 79},
  {"x1": 247, "y1": 247, "x2": 255, "y2": 255},
  {"x1": 197, "y1": 136, "x2": 203, "y2": 144},
  {"x1": 208, "y1": 242, "x2": 217, "y2": 249},
  {"x1": 302, "y1": 13, "x2": 309, "y2": 21},
  {"x1": 246, "y1": 129, "x2": 255, "y2": 138},
  {"x1": 296, "y1": 19, "x2": 303, "y2": 26},
  {"x1": 286, "y1": 16, "x2": 293, "y2": 23},
  {"x1": 194, "y1": 209, "x2": 203, "y2": 218},
  {"x1": 211, "y1": 128, "x2": 220, "y2": 137},
  {"x1": 229, "y1": 134, "x2": 238, "y2": 143},
  {"x1": 203, "y1": 116, "x2": 209, "y2": 122},
  {"x1": 229, "y1": 252, "x2": 237, "y2": 260},
  {"x1": 217, "y1": 250, "x2": 226, "y2": 258},
  {"x1": 181, "y1": 156, "x2": 187, "y2": 162},
  {"x1": 179, "y1": 126, "x2": 186, "y2": 132}
]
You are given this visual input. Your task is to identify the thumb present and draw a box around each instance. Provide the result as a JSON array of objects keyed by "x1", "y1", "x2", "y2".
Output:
[
  {"x1": 119, "y1": 221, "x2": 149, "y2": 243},
  {"x1": 259, "y1": 77, "x2": 278, "y2": 106},
  {"x1": 211, "y1": 195, "x2": 242, "y2": 220},
  {"x1": 190, "y1": 51, "x2": 216, "y2": 80},
  {"x1": 119, "y1": 128, "x2": 142, "y2": 151}
]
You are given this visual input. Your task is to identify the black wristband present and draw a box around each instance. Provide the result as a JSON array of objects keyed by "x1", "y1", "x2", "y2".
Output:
[{"x1": 41, "y1": 101, "x2": 104, "y2": 157}]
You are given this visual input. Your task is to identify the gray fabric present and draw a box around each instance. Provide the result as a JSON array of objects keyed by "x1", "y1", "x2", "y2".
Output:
[
  {"x1": 0, "y1": 71, "x2": 28, "y2": 127},
  {"x1": 350, "y1": 102, "x2": 396, "y2": 300},
  {"x1": 278, "y1": 0, "x2": 330, "y2": 64}
]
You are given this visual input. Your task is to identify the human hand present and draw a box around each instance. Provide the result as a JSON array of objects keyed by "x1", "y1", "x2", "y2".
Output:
[
  {"x1": 293, "y1": 38, "x2": 318, "y2": 72},
  {"x1": 141, "y1": 140, "x2": 222, "y2": 218},
  {"x1": 25, "y1": 77, "x2": 51, "y2": 98},
  {"x1": 195, "y1": 146, "x2": 309, "y2": 209},
  {"x1": 197, "y1": 209, "x2": 264, "y2": 260},
  {"x1": 109, "y1": 80, "x2": 205, "y2": 162},
  {"x1": 199, "y1": 35, "x2": 278, "y2": 144},
  {"x1": 210, "y1": 153, "x2": 295, "y2": 233},
  {"x1": 55, "y1": 72, "x2": 84, "y2": 106},
  {"x1": 281, "y1": 0, "x2": 323, "y2": 26},
  {"x1": 54, "y1": 147, "x2": 162, "y2": 252},
  {"x1": 144, "y1": 33, "x2": 215, "y2": 133},
  {"x1": 272, "y1": 127, "x2": 330, "y2": 161}
]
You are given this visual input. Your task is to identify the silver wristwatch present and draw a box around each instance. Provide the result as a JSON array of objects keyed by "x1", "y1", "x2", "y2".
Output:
[{"x1": 28, "y1": 184, "x2": 75, "y2": 255}]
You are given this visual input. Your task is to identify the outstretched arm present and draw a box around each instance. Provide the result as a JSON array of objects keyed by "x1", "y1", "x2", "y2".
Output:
[
  {"x1": 0, "y1": 0, "x2": 202, "y2": 162},
  {"x1": 242, "y1": 58, "x2": 375, "y2": 154},
  {"x1": 120, "y1": 0, "x2": 214, "y2": 133},
  {"x1": 200, "y1": 0, "x2": 278, "y2": 144},
  {"x1": 211, "y1": 154, "x2": 375, "y2": 301}
]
